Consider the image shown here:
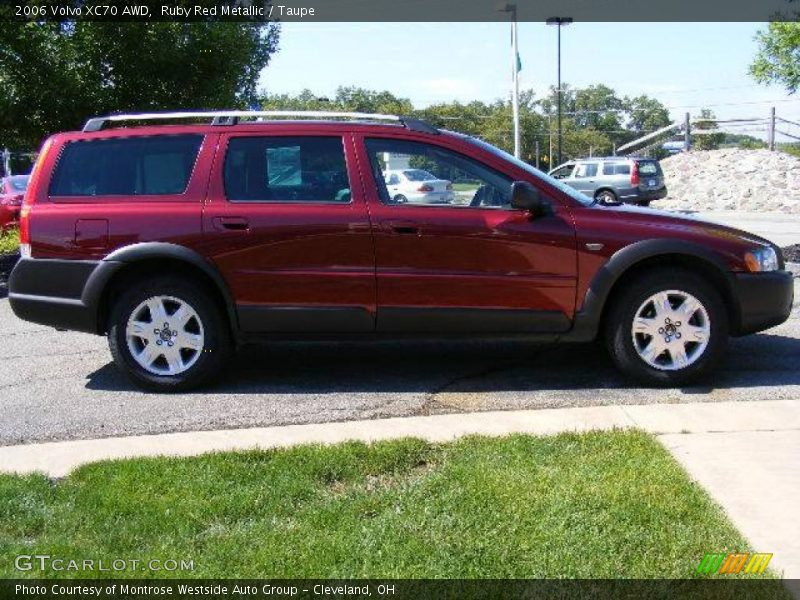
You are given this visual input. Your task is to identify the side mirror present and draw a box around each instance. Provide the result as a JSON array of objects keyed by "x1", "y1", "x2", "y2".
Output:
[{"x1": 510, "y1": 181, "x2": 552, "y2": 217}]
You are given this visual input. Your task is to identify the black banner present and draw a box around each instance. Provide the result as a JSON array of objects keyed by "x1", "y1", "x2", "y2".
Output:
[
  {"x1": 1, "y1": 0, "x2": 800, "y2": 22},
  {"x1": 1, "y1": 579, "x2": 799, "y2": 600}
]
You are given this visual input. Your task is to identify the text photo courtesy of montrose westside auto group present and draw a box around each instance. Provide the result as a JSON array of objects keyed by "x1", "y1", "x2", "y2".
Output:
[{"x1": 0, "y1": 1, "x2": 799, "y2": 599}]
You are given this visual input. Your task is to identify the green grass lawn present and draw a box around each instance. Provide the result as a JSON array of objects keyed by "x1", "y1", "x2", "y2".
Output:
[
  {"x1": 0, "y1": 431, "x2": 767, "y2": 579},
  {"x1": 0, "y1": 227, "x2": 19, "y2": 254}
]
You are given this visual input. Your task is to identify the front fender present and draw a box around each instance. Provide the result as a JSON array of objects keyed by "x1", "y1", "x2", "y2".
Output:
[{"x1": 563, "y1": 239, "x2": 735, "y2": 342}]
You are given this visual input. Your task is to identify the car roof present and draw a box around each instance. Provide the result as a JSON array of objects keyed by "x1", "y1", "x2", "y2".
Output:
[{"x1": 56, "y1": 120, "x2": 458, "y2": 142}]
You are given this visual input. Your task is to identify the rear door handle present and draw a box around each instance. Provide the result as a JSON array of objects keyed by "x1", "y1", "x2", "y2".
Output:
[
  {"x1": 382, "y1": 220, "x2": 420, "y2": 235},
  {"x1": 212, "y1": 216, "x2": 249, "y2": 231}
]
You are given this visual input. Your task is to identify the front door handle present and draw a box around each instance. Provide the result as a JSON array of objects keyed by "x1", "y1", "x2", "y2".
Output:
[
  {"x1": 212, "y1": 216, "x2": 249, "y2": 231},
  {"x1": 382, "y1": 220, "x2": 420, "y2": 235}
]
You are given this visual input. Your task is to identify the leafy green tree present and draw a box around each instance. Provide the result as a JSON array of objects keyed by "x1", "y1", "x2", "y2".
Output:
[
  {"x1": 0, "y1": 20, "x2": 280, "y2": 150},
  {"x1": 572, "y1": 84, "x2": 625, "y2": 133},
  {"x1": 750, "y1": 22, "x2": 800, "y2": 93},
  {"x1": 692, "y1": 109, "x2": 725, "y2": 151},
  {"x1": 625, "y1": 95, "x2": 672, "y2": 136}
]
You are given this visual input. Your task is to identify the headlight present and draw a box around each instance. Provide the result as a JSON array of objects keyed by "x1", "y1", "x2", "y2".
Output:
[{"x1": 744, "y1": 247, "x2": 779, "y2": 272}]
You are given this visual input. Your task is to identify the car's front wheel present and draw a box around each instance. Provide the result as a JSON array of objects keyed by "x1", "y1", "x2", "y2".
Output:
[
  {"x1": 605, "y1": 269, "x2": 728, "y2": 386},
  {"x1": 108, "y1": 277, "x2": 232, "y2": 392}
]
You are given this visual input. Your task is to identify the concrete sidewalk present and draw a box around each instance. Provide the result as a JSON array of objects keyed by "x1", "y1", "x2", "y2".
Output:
[{"x1": 1, "y1": 399, "x2": 798, "y2": 578}]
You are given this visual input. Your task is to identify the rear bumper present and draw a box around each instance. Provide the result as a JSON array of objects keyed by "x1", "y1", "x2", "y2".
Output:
[
  {"x1": 8, "y1": 257, "x2": 119, "y2": 334},
  {"x1": 732, "y1": 270, "x2": 794, "y2": 336},
  {"x1": 619, "y1": 187, "x2": 667, "y2": 203}
]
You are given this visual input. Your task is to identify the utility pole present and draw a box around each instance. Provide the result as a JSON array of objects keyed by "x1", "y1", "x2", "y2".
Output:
[
  {"x1": 2, "y1": 148, "x2": 10, "y2": 177},
  {"x1": 547, "y1": 17, "x2": 572, "y2": 166},
  {"x1": 769, "y1": 106, "x2": 776, "y2": 151},
  {"x1": 684, "y1": 112, "x2": 691, "y2": 152},
  {"x1": 535, "y1": 139, "x2": 540, "y2": 168}
]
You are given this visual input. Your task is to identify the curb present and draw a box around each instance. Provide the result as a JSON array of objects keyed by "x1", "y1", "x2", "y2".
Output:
[{"x1": 2, "y1": 399, "x2": 799, "y2": 477}]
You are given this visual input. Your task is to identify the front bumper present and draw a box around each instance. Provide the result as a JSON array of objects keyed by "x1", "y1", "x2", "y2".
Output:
[
  {"x1": 8, "y1": 257, "x2": 117, "y2": 334},
  {"x1": 732, "y1": 270, "x2": 794, "y2": 336}
]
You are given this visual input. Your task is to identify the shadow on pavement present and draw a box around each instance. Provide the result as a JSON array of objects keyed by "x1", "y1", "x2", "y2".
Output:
[{"x1": 84, "y1": 331, "x2": 800, "y2": 395}]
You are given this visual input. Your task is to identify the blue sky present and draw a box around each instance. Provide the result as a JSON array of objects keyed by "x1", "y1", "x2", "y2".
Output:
[{"x1": 259, "y1": 22, "x2": 800, "y2": 141}]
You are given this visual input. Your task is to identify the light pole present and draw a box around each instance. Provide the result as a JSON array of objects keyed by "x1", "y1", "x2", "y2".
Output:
[
  {"x1": 498, "y1": 3, "x2": 520, "y2": 158},
  {"x1": 546, "y1": 16, "x2": 572, "y2": 166}
]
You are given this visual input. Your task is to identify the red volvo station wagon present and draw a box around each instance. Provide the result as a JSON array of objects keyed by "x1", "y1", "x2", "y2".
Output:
[{"x1": 8, "y1": 111, "x2": 794, "y2": 391}]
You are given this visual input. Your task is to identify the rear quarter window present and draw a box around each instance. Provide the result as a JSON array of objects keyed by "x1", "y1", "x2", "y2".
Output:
[
  {"x1": 49, "y1": 134, "x2": 203, "y2": 197},
  {"x1": 602, "y1": 163, "x2": 631, "y2": 176}
]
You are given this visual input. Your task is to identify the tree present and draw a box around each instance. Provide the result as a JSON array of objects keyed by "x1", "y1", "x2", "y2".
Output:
[
  {"x1": 692, "y1": 109, "x2": 725, "y2": 151},
  {"x1": 624, "y1": 95, "x2": 671, "y2": 136},
  {"x1": 0, "y1": 20, "x2": 280, "y2": 150},
  {"x1": 750, "y1": 22, "x2": 800, "y2": 94}
]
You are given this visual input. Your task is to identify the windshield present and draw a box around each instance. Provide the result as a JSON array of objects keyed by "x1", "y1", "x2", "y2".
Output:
[
  {"x1": 403, "y1": 169, "x2": 436, "y2": 181},
  {"x1": 463, "y1": 136, "x2": 594, "y2": 206},
  {"x1": 8, "y1": 175, "x2": 29, "y2": 191}
]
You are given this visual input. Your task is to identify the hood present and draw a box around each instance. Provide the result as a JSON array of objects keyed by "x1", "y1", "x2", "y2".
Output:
[{"x1": 595, "y1": 203, "x2": 775, "y2": 249}]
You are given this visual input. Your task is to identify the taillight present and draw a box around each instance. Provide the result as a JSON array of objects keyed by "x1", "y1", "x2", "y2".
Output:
[
  {"x1": 418, "y1": 184, "x2": 434, "y2": 192},
  {"x1": 20, "y1": 136, "x2": 55, "y2": 258},
  {"x1": 630, "y1": 161, "x2": 640, "y2": 186},
  {"x1": 19, "y1": 205, "x2": 30, "y2": 257}
]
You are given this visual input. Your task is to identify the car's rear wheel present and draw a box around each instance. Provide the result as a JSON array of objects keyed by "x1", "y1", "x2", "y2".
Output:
[
  {"x1": 594, "y1": 189, "x2": 617, "y2": 205},
  {"x1": 605, "y1": 269, "x2": 728, "y2": 386},
  {"x1": 108, "y1": 277, "x2": 232, "y2": 392},
  {"x1": 394, "y1": 194, "x2": 408, "y2": 204}
]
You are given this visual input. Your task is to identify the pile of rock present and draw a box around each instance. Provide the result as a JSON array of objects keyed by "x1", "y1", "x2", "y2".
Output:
[{"x1": 658, "y1": 148, "x2": 800, "y2": 214}]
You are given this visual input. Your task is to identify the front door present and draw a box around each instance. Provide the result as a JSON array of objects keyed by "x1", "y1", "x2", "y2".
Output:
[
  {"x1": 354, "y1": 135, "x2": 577, "y2": 334},
  {"x1": 202, "y1": 132, "x2": 376, "y2": 333}
]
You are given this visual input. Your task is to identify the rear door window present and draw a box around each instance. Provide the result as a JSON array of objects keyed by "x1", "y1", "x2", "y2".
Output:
[
  {"x1": 224, "y1": 136, "x2": 350, "y2": 203},
  {"x1": 49, "y1": 135, "x2": 203, "y2": 196}
]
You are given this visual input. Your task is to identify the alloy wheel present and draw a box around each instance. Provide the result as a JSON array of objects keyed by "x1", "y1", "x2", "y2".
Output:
[
  {"x1": 631, "y1": 290, "x2": 710, "y2": 371},
  {"x1": 125, "y1": 295, "x2": 205, "y2": 376}
]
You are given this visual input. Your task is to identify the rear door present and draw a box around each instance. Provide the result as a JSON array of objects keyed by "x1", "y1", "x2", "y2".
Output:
[{"x1": 201, "y1": 131, "x2": 376, "y2": 333}]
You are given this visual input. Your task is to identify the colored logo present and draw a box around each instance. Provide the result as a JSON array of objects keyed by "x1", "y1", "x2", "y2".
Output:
[{"x1": 696, "y1": 552, "x2": 773, "y2": 575}]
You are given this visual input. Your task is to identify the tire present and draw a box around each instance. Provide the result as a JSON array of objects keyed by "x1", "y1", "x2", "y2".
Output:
[
  {"x1": 108, "y1": 276, "x2": 232, "y2": 392},
  {"x1": 604, "y1": 269, "x2": 728, "y2": 386},
  {"x1": 637, "y1": 200, "x2": 651, "y2": 207},
  {"x1": 393, "y1": 194, "x2": 408, "y2": 204},
  {"x1": 594, "y1": 189, "x2": 617, "y2": 205}
]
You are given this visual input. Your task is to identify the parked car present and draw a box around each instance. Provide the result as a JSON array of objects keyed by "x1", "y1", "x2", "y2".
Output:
[
  {"x1": 8, "y1": 111, "x2": 792, "y2": 391},
  {"x1": 549, "y1": 157, "x2": 667, "y2": 206},
  {"x1": 0, "y1": 174, "x2": 28, "y2": 228},
  {"x1": 383, "y1": 168, "x2": 455, "y2": 204}
]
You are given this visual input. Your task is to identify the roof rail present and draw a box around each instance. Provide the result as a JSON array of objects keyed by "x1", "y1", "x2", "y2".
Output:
[{"x1": 82, "y1": 110, "x2": 439, "y2": 134}]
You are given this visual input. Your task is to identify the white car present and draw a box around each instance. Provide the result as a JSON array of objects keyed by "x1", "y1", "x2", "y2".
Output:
[{"x1": 383, "y1": 169, "x2": 455, "y2": 204}]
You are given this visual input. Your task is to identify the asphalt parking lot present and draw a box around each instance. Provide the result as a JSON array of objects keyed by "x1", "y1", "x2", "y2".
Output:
[{"x1": 1, "y1": 278, "x2": 798, "y2": 446}]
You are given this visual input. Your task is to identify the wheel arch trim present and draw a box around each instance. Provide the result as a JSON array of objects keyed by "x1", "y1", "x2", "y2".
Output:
[
  {"x1": 84, "y1": 242, "x2": 239, "y2": 337},
  {"x1": 565, "y1": 239, "x2": 736, "y2": 341}
]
